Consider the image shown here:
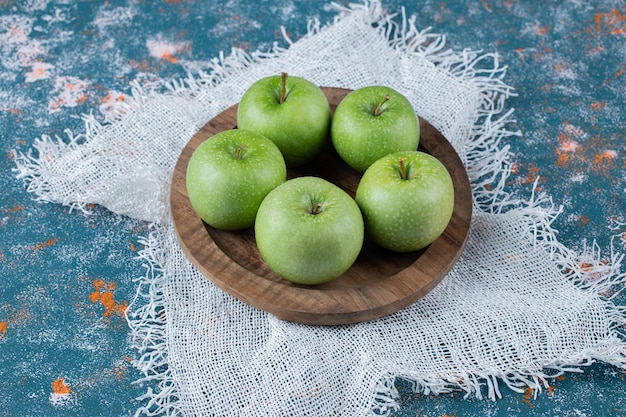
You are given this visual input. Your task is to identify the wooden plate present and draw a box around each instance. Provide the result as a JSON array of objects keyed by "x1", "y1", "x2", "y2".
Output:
[{"x1": 170, "y1": 87, "x2": 472, "y2": 325}]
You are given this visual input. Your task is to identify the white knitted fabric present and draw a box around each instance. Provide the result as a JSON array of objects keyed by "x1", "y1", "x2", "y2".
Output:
[{"x1": 13, "y1": 2, "x2": 626, "y2": 416}]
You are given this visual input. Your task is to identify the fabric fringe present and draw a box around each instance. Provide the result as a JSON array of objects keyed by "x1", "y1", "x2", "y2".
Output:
[
  {"x1": 12, "y1": 129, "x2": 91, "y2": 214},
  {"x1": 126, "y1": 229, "x2": 184, "y2": 417},
  {"x1": 12, "y1": 1, "x2": 625, "y2": 416}
]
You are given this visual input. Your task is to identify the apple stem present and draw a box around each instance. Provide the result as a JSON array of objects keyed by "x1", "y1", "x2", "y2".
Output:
[
  {"x1": 235, "y1": 145, "x2": 247, "y2": 159},
  {"x1": 280, "y1": 72, "x2": 288, "y2": 104},
  {"x1": 398, "y1": 158, "x2": 407, "y2": 180},
  {"x1": 310, "y1": 202, "x2": 323, "y2": 215},
  {"x1": 373, "y1": 94, "x2": 391, "y2": 116},
  {"x1": 398, "y1": 158, "x2": 417, "y2": 180}
]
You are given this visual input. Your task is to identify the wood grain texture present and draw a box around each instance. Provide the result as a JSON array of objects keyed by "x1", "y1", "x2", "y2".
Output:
[{"x1": 170, "y1": 87, "x2": 472, "y2": 325}]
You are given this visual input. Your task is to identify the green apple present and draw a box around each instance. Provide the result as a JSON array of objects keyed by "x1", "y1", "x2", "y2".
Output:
[
  {"x1": 254, "y1": 176, "x2": 364, "y2": 285},
  {"x1": 237, "y1": 72, "x2": 331, "y2": 167},
  {"x1": 186, "y1": 129, "x2": 286, "y2": 230},
  {"x1": 355, "y1": 151, "x2": 454, "y2": 252},
  {"x1": 331, "y1": 86, "x2": 420, "y2": 173}
]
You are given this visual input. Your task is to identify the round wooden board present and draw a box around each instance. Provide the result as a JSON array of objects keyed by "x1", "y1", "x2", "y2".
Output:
[{"x1": 170, "y1": 87, "x2": 472, "y2": 325}]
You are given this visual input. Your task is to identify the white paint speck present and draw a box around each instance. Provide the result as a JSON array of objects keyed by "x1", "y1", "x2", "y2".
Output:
[
  {"x1": 24, "y1": 61, "x2": 54, "y2": 82},
  {"x1": 92, "y1": 6, "x2": 136, "y2": 32},
  {"x1": 569, "y1": 172, "x2": 586, "y2": 183},
  {"x1": 146, "y1": 38, "x2": 190, "y2": 61},
  {"x1": 48, "y1": 75, "x2": 89, "y2": 112},
  {"x1": 49, "y1": 392, "x2": 73, "y2": 407}
]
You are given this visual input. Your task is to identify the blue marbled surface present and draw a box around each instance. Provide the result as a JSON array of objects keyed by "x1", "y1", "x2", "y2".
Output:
[{"x1": 1, "y1": 1, "x2": 624, "y2": 416}]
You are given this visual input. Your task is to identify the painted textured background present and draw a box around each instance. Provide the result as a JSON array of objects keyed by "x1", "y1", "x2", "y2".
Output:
[{"x1": 0, "y1": 1, "x2": 624, "y2": 416}]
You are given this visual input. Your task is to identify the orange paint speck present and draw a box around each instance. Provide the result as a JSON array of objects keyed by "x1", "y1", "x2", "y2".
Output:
[
  {"x1": 0, "y1": 321, "x2": 7, "y2": 334},
  {"x1": 28, "y1": 237, "x2": 59, "y2": 251},
  {"x1": 161, "y1": 52, "x2": 179, "y2": 63},
  {"x1": 590, "y1": 101, "x2": 606, "y2": 110},
  {"x1": 509, "y1": 162, "x2": 545, "y2": 188},
  {"x1": 579, "y1": 262, "x2": 593, "y2": 273},
  {"x1": 2, "y1": 108, "x2": 24, "y2": 119},
  {"x1": 88, "y1": 290, "x2": 100, "y2": 304},
  {"x1": 99, "y1": 292, "x2": 117, "y2": 315},
  {"x1": 50, "y1": 98, "x2": 65, "y2": 110},
  {"x1": 93, "y1": 278, "x2": 105, "y2": 290},
  {"x1": 147, "y1": 39, "x2": 190, "y2": 64},
  {"x1": 25, "y1": 62, "x2": 54, "y2": 82},
  {"x1": 595, "y1": 150, "x2": 617, "y2": 163},
  {"x1": 113, "y1": 362, "x2": 127, "y2": 381},
  {"x1": 547, "y1": 385, "x2": 555, "y2": 396},
  {"x1": 2, "y1": 204, "x2": 24, "y2": 214},
  {"x1": 603, "y1": 68, "x2": 624, "y2": 85},
  {"x1": 553, "y1": 61, "x2": 573, "y2": 77},
  {"x1": 521, "y1": 163, "x2": 542, "y2": 185},
  {"x1": 595, "y1": 12, "x2": 603, "y2": 30},
  {"x1": 522, "y1": 386, "x2": 534, "y2": 407},
  {"x1": 102, "y1": 92, "x2": 128, "y2": 105},
  {"x1": 560, "y1": 140, "x2": 580, "y2": 152},
  {"x1": 556, "y1": 153, "x2": 569, "y2": 166},
  {"x1": 595, "y1": 9, "x2": 626, "y2": 35},
  {"x1": 129, "y1": 59, "x2": 155, "y2": 72},
  {"x1": 554, "y1": 123, "x2": 586, "y2": 167},
  {"x1": 51, "y1": 378, "x2": 71, "y2": 395},
  {"x1": 89, "y1": 279, "x2": 127, "y2": 318},
  {"x1": 595, "y1": 13, "x2": 602, "y2": 32},
  {"x1": 536, "y1": 26, "x2": 549, "y2": 35},
  {"x1": 25, "y1": 67, "x2": 47, "y2": 82}
]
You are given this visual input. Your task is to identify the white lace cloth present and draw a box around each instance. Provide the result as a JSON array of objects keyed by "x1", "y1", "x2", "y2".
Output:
[{"x1": 14, "y1": 2, "x2": 626, "y2": 416}]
